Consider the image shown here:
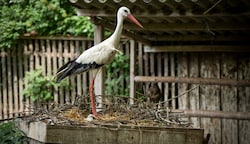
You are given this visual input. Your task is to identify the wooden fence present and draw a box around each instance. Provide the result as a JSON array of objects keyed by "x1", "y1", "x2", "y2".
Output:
[
  {"x1": 134, "y1": 44, "x2": 250, "y2": 144},
  {"x1": 1, "y1": 36, "x2": 250, "y2": 143},
  {"x1": 0, "y1": 36, "x2": 131, "y2": 120}
]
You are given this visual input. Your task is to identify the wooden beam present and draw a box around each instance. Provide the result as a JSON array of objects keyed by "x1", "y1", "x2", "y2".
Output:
[
  {"x1": 134, "y1": 76, "x2": 250, "y2": 86},
  {"x1": 173, "y1": 109, "x2": 250, "y2": 120},
  {"x1": 146, "y1": 35, "x2": 250, "y2": 42},
  {"x1": 144, "y1": 45, "x2": 250, "y2": 52},
  {"x1": 94, "y1": 24, "x2": 104, "y2": 111},
  {"x1": 127, "y1": 22, "x2": 250, "y2": 31},
  {"x1": 129, "y1": 40, "x2": 136, "y2": 105}
]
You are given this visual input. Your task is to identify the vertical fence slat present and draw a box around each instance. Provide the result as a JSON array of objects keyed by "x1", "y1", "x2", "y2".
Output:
[
  {"x1": 7, "y1": 49, "x2": 13, "y2": 118},
  {"x1": 46, "y1": 39, "x2": 52, "y2": 76},
  {"x1": 52, "y1": 40, "x2": 59, "y2": 104},
  {"x1": 138, "y1": 43, "x2": 143, "y2": 76},
  {"x1": 41, "y1": 40, "x2": 46, "y2": 75},
  {"x1": 177, "y1": 53, "x2": 189, "y2": 123},
  {"x1": 0, "y1": 51, "x2": 2, "y2": 119},
  {"x1": 29, "y1": 39, "x2": 35, "y2": 109},
  {"x1": 23, "y1": 40, "x2": 29, "y2": 114},
  {"x1": 221, "y1": 53, "x2": 238, "y2": 144},
  {"x1": 58, "y1": 40, "x2": 64, "y2": 105},
  {"x1": 75, "y1": 40, "x2": 82, "y2": 97},
  {"x1": 157, "y1": 53, "x2": 162, "y2": 94},
  {"x1": 1, "y1": 51, "x2": 7, "y2": 119},
  {"x1": 189, "y1": 53, "x2": 200, "y2": 128},
  {"x1": 149, "y1": 53, "x2": 154, "y2": 76},
  {"x1": 163, "y1": 53, "x2": 169, "y2": 107},
  {"x1": 70, "y1": 40, "x2": 76, "y2": 104},
  {"x1": 82, "y1": 40, "x2": 88, "y2": 95},
  {"x1": 13, "y1": 45, "x2": 18, "y2": 116},
  {"x1": 18, "y1": 42, "x2": 24, "y2": 114},
  {"x1": 238, "y1": 53, "x2": 250, "y2": 144},
  {"x1": 200, "y1": 53, "x2": 221, "y2": 144},
  {"x1": 64, "y1": 40, "x2": 70, "y2": 104},
  {"x1": 170, "y1": 53, "x2": 176, "y2": 109},
  {"x1": 178, "y1": 53, "x2": 188, "y2": 109}
]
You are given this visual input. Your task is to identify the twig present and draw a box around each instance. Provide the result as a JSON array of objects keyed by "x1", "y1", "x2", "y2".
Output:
[
  {"x1": 159, "y1": 85, "x2": 199, "y2": 105},
  {"x1": 203, "y1": 0, "x2": 223, "y2": 15}
]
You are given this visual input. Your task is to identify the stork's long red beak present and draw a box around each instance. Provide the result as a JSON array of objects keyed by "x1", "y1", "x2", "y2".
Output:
[{"x1": 127, "y1": 14, "x2": 143, "y2": 28}]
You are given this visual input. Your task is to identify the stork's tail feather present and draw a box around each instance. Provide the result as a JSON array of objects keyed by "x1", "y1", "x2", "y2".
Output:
[{"x1": 56, "y1": 59, "x2": 77, "y2": 83}]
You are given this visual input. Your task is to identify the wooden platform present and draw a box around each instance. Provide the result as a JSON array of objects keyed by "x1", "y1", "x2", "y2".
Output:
[{"x1": 17, "y1": 120, "x2": 204, "y2": 144}]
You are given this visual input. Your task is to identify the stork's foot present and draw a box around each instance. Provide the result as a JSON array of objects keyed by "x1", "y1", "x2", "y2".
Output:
[{"x1": 85, "y1": 113, "x2": 101, "y2": 122}]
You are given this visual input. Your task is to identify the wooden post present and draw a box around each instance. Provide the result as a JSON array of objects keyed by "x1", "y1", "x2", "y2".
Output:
[
  {"x1": 94, "y1": 24, "x2": 104, "y2": 111},
  {"x1": 129, "y1": 40, "x2": 135, "y2": 105}
]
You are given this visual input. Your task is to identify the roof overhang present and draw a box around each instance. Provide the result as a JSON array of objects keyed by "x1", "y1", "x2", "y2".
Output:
[{"x1": 69, "y1": 0, "x2": 250, "y2": 47}]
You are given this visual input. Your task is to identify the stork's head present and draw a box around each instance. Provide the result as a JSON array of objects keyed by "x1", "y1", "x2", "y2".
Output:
[{"x1": 118, "y1": 6, "x2": 143, "y2": 28}]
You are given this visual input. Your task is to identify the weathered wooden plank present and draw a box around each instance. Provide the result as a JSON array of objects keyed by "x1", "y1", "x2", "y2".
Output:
[
  {"x1": 177, "y1": 53, "x2": 189, "y2": 109},
  {"x1": 189, "y1": 53, "x2": 200, "y2": 128},
  {"x1": 63, "y1": 40, "x2": 70, "y2": 104},
  {"x1": 18, "y1": 42, "x2": 24, "y2": 114},
  {"x1": 144, "y1": 50, "x2": 149, "y2": 77},
  {"x1": 7, "y1": 49, "x2": 13, "y2": 118},
  {"x1": 23, "y1": 40, "x2": 30, "y2": 114},
  {"x1": 134, "y1": 76, "x2": 250, "y2": 86},
  {"x1": 138, "y1": 43, "x2": 143, "y2": 76},
  {"x1": 221, "y1": 53, "x2": 238, "y2": 144},
  {"x1": 1, "y1": 50, "x2": 7, "y2": 119},
  {"x1": 75, "y1": 40, "x2": 82, "y2": 97},
  {"x1": 177, "y1": 53, "x2": 189, "y2": 123},
  {"x1": 129, "y1": 40, "x2": 135, "y2": 105},
  {"x1": 144, "y1": 45, "x2": 250, "y2": 53},
  {"x1": 20, "y1": 36, "x2": 92, "y2": 41},
  {"x1": 29, "y1": 39, "x2": 36, "y2": 108},
  {"x1": 13, "y1": 45, "x2": 19, "y2": 117},
  {"x1": 199, "y1": 53, "x2": 221, "y2": 144},
  {"x1": 157, "y1": 53, "x2": 162, "y2": 91},
  {"x1": 52, "y1": 40, "x2": 59, "y2": 105},
  {"x1": 18, "y1": 120, "x2": 204, "y2": 144},
  {"x1": 0, "y1": 51, "x2": 2, "y2": 119},
  {"x1": 82, "y1": 40, "x2": 88, "y2": 95},
  {"x1": 149, "y1": 53, "x2": 154, "y2": 76},
  {"x1": 170, "y1": 53, "x2": 176, "y2": 109},
  {"x1": 70, "y1": 40, "x2": 76, "y2": 104},
  {"x1": 41, "y1": 40, "x2": 46, "y2": 76},
  {"x1": 238, "y1": 53, "x2": 250, "y2": 144},
  {"x1": 163, "y1": 53, "x2": 169, "y2": 107},
  {"x1": 34, "y1": 39, "x2": 39, "y2": 70},
  {"x1": 58, "y1": 40, "x2": 64, "y2": 105},
  {"x1": 173, "y1": 109, "x2": 250, "y2": 120},
  {"x1": 46, "y1": 39, "x2": 52, "y2": 76},
  {"x1": 94, "y1": 25, "x2": 104, "y2": 109}
]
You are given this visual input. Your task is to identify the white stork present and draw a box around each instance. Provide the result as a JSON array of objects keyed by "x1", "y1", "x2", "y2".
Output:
[{"x1": 56, "y1": 6, "x2": 143, "y2": 117}]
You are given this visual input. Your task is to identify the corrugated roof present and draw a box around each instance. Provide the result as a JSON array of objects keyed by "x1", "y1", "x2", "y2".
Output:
[{"x1": 69, "y1": 0, "x2": 250, "y2": 46}]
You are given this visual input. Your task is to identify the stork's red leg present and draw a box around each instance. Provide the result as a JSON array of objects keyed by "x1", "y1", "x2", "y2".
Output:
[{"x1": 89, "y1": 79, "x2": 97, "y2": 117}]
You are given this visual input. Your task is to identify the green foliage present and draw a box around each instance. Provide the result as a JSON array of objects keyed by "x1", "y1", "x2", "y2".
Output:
[
  {"x1": 0, "y1": 0, "x2": 94, "y2": 50},
  {"x1": 105, "y1": 54, "x2": 130, "y2": 96},
  {"x1": 22, "y1": 67, "x2": 68, "y2": 102},
  {"x1": 0, "y1": 121, "x2": 27, "y2": 144}
]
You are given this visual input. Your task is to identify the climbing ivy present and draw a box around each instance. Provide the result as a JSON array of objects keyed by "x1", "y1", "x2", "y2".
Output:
[
  {"x1": 105, "y1": 54, "x2": 130, "y2": 96},
  {"x1": 22, "y1": 67, "x2": 69, "y2": 103}
]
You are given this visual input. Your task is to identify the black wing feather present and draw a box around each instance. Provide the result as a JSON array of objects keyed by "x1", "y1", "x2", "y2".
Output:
[{"x1": 56, "y1": 59, "x2": 104, "y2": 83}]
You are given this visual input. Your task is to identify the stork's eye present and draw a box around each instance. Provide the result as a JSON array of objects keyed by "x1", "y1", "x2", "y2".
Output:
[{"x1": 124, "y1": 10, "x2": 128, "y2": 13}]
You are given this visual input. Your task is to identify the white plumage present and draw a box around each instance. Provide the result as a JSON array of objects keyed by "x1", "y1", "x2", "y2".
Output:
[{"x1": 56, "y1": 6, "x2": 143, "y2": 117}]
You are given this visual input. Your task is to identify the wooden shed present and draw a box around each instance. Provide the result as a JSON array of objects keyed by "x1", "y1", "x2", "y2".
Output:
[{"x1": 69, "y1": 0, "x2": 250, "y2": 144}]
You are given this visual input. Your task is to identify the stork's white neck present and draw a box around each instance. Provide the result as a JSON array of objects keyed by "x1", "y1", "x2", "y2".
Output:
[{"x1": 108, "y1": 14, "x2": 124, "y2": 49}]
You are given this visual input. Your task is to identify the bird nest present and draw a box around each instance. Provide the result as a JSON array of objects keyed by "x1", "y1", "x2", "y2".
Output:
[{"x1": 21, "y1": 95, "x2": 192, "y2": 128}]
